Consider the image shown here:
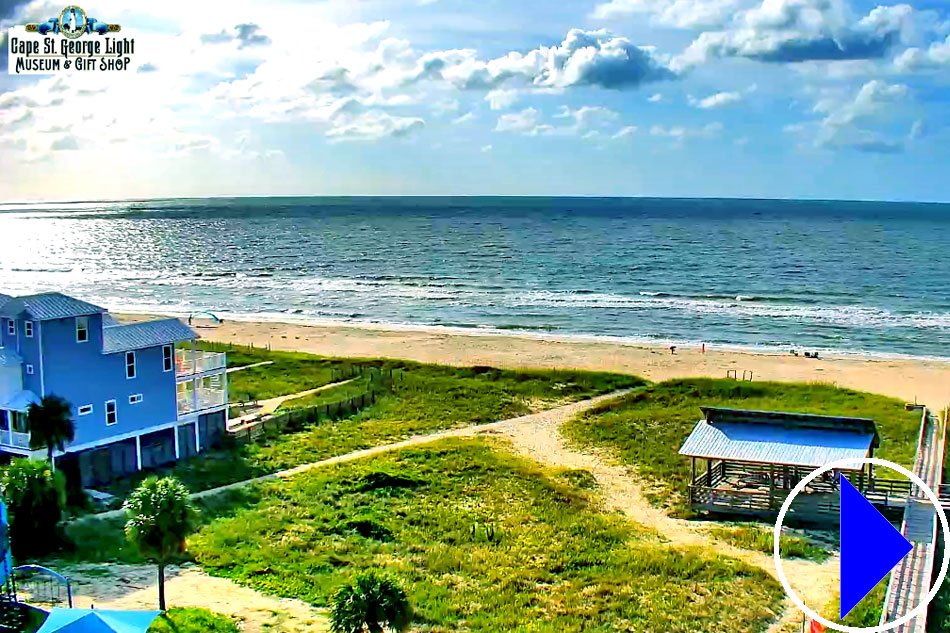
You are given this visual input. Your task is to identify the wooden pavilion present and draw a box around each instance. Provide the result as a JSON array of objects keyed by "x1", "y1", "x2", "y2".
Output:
[{"x1": 679, "y1": 407, "x2": 912, "y2": 522}]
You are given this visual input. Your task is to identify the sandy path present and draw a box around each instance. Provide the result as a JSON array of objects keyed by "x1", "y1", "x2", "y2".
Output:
[
  {"x1": 486, "y1": 396, "x2": 840, "y2": 632},
  {"x1": 50, "y1": 563, "x2": 328, "y2": 633},
  {"x1": 228, "y1": 378, "x2": 357, "y2": 428}
]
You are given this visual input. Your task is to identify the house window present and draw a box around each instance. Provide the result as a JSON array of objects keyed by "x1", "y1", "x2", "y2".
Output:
[
  {"x1": 129, "y1": 394, "x2": 143, "y2": 404},
  {"x1": 76, "y1": 316, "x2": 89, "y2": 343},
  {"x1": 5, "y1": 320, "x2": 13, "y2": 336},
  {"x1": 126, "y1": 351, "x2": 136, "y2": 379},
  {"x1": 163, "y1": 345, "x2": 173, "y2": 372},
  {"x1": 24, "y1": 321, "x2": 33, "y2": 338},
  {"x1": 105, "y1": 400, "x2": 117, "y2": 426},
  {"x1": 25, "y1": 364, "x2": 33, "y2": 375},
  {"x1": 78, "y1": 404, "x2": 93, "y2": 416}
]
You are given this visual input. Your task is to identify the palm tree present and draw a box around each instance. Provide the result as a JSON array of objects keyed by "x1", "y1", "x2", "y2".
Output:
[
  {"x1": 330, "y1": 572, "x2": 411, "y2": 633},
  {"x1": 27, "y1": 394, "x2": 75, "y2": 465},
  {"x1": 123, "y1": 477, "x2": 199, "y2": 610}
]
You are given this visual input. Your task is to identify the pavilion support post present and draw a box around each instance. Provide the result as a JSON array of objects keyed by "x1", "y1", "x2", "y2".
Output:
[
  {"x1": 706, "y1": 459, "x2": 713, "y2": 487},
  {"x1": 769, "y1": 465, "x2": 775, "y2": 510},
  {"x1": 690, "y1": 457, "x2": 696, "y2": 506}
]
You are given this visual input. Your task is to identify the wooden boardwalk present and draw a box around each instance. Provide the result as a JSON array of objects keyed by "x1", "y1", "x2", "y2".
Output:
[{"x1": 881, "y1": 408, "x2": 947, "y2": 632}]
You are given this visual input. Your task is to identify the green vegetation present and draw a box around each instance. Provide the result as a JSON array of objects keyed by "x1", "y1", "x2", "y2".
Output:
[
  {"x1": 825, "y1": 578, "x2": 888, "y2": 628},
  {"x1": 0, "y1": 458, "x2": 66, "y2": 558},
  {"x1": 181, "y1": 438, "x2": 783, "y2": 633},
  {"x1": 104, "y1": 346, "x2": 641, "y2": 496},
  {"x1": 563, "y1": 378, "x2": 921, "y2": 511},
  {"x1": 330, "y1": 572, "x2": 411, "y2": 633},
  {"x1": 28, "y1": 394, "x2": 75, "y2": 464},
  {"x1": 149, "y1": 608, "x2": 239, "y2": 633},
  {"x1": 277, "y1": 375, "x2": 375, "y2": 413},
  {"x1": 707, "y1": 524, "x2": 830, "y2": 562},
  {"x1": 124, "y1": 477, "x2": 200, "y2": 610}
]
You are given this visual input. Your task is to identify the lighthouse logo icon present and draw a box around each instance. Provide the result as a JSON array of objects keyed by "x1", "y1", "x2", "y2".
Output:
[{"x1": 58, "y1": 5, "x2": 86, "y2": 39}]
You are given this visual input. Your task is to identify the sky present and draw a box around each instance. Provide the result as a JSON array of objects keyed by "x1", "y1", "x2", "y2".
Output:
[{"x1": 0, "y1": 0, "x2": 949, "y2": 202}]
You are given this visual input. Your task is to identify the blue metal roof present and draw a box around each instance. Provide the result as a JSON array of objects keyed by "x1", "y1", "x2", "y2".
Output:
[
  {"x1": 102, "y1": 318, "x2": 196, "y2": 353},
  {"x1": 0, "y1": 294, "x2": 11, "y2": 311},
  {"x1": 2, "y1": 390, "x2": 38, "y2": 411},
  {"x1": 0, "y1": 348, "x2": 22, "y2": 367},
  {"x1": 679, "y1": 420, "x2": 873, "y2": 470},
  {"x1": 0, "y1": 292, "x2": 105, "y2": 321}
]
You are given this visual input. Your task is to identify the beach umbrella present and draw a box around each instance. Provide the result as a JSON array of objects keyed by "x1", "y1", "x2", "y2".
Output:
[{"x1": 34, "y1": 609, "x2": 161, "y2": 633}]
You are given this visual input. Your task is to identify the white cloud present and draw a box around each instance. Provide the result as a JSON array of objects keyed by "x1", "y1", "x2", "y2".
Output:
[
  {"x1": 612, "y1": 125, "x2": 639, "y2": 139},
  {"x1": 672, "y1": 0, "x2": 914, "y2": 71},
  {"x1": 894, "y1": 35, "x2": 950, "y2": 71},
  {"x1": 648, "y1": 93, "x2": 664, "y2": 102},
  {"x1": 591, "y1": 0, "x2": 744, "y2": 29},
  {"x1": 326, "y1": 111, "x2": 425, "y2": 141},
  {"x1": 452, "y1": 112, "x2": 476, "y2": 125},
  {"x1": 485, "y1": 89, "x2": 520, "y2": 110},
  {"x1": 494, "y1": 107, "x2": 542, "y2": 133},
  {"x1": 650, "y1": 121, "x2": 723, "y2": 144},
  {"x1": 689, "y1": 90, "x2": 742, "y2": 108},
  {"x1": 481, "y1": 144, "x2": 493, "y2": 152}
]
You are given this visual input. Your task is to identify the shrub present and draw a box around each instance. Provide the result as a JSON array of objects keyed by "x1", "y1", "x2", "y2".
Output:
[
  {"x1": 148, "y1": 608, "x2": 239, "y2": 633},
  {"x1": 0, "y1": 458, "x2": 66, "y2": 558},
  {"x1": 330, "y1": 572, "x2": 412, "y2": 633}
]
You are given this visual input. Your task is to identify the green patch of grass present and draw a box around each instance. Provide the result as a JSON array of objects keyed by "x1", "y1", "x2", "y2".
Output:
[
  {"x1": 825, "y1": 577, "x2": 888, "y2": 628},
  {"x1": 149, "y1": 608, "x2": 239, "y2": 633},
  {"x1": 563, "y1": 378, "x2": 920, "y2": 511},
  {"x1": 708, "y1": 524, "x2": 830, "y2": 562},
  {"x1": 187, "y1": 438, "x2": 783, "y2": 633},
  {"x1": 58, "y1": 487, "x2": 264, "y2": 564},
  {"x1": 930, "y1": 535, "x2": 949, "y2": 632},
  {"x1": 102, "y1": 347, "x2": 642, "y2": 497}
]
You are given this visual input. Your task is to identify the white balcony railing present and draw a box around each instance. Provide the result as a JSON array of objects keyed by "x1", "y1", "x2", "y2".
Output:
[
  {"x1": 175, "y1": 350, "x2": 226, "y2": 377},
  {"x1": 0, "y1": 430, "x2": 31, "y2": 450},
  {"x1": 177, "y1": 386, "x2": 227, "y2": 416}
]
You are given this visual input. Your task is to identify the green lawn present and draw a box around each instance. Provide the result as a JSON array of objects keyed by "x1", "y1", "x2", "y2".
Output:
[
  {"x1": 563, "y1": 378, "x2": 921, "y2": 512},
  {"x1": 103, "y1": 346, "x2": 643, "y2": 497},
  {"x1": 275, "y1": 375, "x2": 374, "y2": 412},
  {"x1": 707, "y1": 524, "x2": 830, "y2": 562},
  {"x1": 183, "y1": 438, "x2": 783, "y2": 633},
  {"x1": 149, "y1": 608, "x2": 239, "y2": 633}
]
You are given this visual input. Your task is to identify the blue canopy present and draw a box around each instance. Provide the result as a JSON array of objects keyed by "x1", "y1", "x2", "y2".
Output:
[{"x1": 35, "y1": 609, "x2": 161, "y2": 633}]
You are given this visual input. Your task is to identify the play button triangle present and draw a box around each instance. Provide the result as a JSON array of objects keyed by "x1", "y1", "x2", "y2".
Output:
[{"x1": 840, "y1": 476, "x2": 913, "y2": 620}]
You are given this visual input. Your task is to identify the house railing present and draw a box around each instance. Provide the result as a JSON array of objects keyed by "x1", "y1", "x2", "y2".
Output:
[
  {"x1": 0, "y1": 431, "x2": 30, "y2": 450},
  {"x1": 175, "y1": 350, "x2": 226, "y2": 377},
  {"x1": 177, "y1": 386, "x2": 227, "y2": 416}
]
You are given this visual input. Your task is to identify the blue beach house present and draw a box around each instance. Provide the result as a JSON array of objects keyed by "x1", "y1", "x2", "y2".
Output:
[{"x1": 0, "y1": 292, "x2": 228, "y2": 487}]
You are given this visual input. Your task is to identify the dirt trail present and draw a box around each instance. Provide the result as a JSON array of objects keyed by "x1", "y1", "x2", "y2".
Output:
[
  {"x1": 48, "y1": 563, "x2": 329, "y2": 633},
  {"x1": 485, "y1": 398, "x2": 840, "y2": 632},
  {"x1": 228, "y1": 378, "x2": 357, "y2": 428}
]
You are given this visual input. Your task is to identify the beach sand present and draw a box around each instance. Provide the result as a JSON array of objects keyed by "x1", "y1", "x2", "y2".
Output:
[{"x1": 151, "y1": 316, "x2": 950, "y2": 409}]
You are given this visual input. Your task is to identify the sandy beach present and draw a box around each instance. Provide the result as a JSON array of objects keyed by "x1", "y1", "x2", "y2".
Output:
[{"x1": 139, "y1": 316, "x2": 950, "y2": 410}]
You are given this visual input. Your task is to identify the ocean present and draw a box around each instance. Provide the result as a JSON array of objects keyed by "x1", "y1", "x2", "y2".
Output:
[{"x1": 2, "y1": 196, "x2": 949, "y2": 359}]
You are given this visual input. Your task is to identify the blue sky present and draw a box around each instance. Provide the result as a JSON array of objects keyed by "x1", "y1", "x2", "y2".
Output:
[{"x1": 1, "y1": 0, "x2": 949, "y2": 201}]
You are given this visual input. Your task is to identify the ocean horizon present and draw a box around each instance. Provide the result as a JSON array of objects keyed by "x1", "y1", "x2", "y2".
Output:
[{"x1": 3, "y1": 196, "x2": 950, "y2": 359}]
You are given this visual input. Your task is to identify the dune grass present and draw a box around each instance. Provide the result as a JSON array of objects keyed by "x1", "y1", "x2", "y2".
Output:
[
  {"x1": 563, "y1": 378, "x2": 921, "y2": 512},
  {"x1": 103, "y1": 345, "x2": 643, "y2": 497},
  {"x1": 707, "y1": 524, "x2": 830, "y2": 562},
  {"x1": 180, "y1": 438, "x2": 783, "y2": 633}
]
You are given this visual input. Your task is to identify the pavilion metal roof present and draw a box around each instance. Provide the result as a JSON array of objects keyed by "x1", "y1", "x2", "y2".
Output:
[
  {"x1": 678, "y1": 407, "x2": 879, "y2": 470},
  {"x1": 0, "y1": 292, "x2": 106, "y2": 321},
  {"x1": 102, "y1": 319, "x2": 197, "y2": 353}
]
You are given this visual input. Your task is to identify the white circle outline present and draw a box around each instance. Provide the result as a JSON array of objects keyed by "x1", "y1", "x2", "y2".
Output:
[{"x1": 773, "y1": 457, "x2": 949, "y2": 633}]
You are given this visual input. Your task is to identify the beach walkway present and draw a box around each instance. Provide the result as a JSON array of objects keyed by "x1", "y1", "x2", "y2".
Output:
[
  {"x1": 881, "y1": 407, "x2": 948, "y2": 633},
  {"x1": 227, "y1": 378, "x2": 357, "y2": 429}
]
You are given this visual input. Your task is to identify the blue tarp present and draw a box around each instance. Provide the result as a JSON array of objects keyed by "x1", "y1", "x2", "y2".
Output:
[{"x1": 35, "y1": 609, "x2": 161, "y2": 633}]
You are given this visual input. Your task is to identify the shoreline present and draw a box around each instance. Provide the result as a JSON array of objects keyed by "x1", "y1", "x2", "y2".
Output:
[
  {"x1": 117, "y1": 308, "x2": 950, "y2": 364},
  {"x1": 119, "y1": 312, "x2": 950, "y2": 409}
]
